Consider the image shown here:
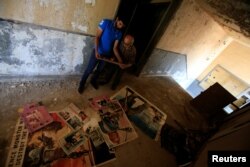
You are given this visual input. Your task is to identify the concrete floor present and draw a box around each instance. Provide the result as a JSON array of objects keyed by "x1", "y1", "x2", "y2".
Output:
[{"x1": 0, "y1": 73, "x2": 208, "y2": 167}]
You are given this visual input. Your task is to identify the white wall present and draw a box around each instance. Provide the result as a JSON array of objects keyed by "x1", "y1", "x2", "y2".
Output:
[
  {"x1": 0, "y1": 0, "x2": 119, "y2": 35},
  {"x1": 156, "y1": 0, "x2": 233, "y2": 88}
]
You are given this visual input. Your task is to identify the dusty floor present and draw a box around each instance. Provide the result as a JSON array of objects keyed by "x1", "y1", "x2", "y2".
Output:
[{"x1": 0, "y1": 73, "x2": 208, "y2": 167}]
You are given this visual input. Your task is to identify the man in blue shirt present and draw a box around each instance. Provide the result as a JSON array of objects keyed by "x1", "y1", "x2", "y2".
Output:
[{"x1": 78, "y1": 17, "x2": 126, "y2": 94}]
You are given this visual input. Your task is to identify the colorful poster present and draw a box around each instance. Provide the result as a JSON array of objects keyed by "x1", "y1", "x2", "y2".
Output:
[
  {"x1": 23, "y1": 112, "x2": 93, "y2": 167},
  {"x1": 88, "y1": 96, "x2": 111, "y2": 111},
  {"x1": 57, "y1": 104, "x2": 87, "y2": 131},
  {"x1": 58, "y1": 129, "x2": 87, "y2": 155},
  {"x1": 97, "y1": 100, "x2": 138, "y2": 148},
  {"x1": 5, "y1": 118, "x2": 28, "y2": 167},
  {"x1": 20, "y1": 103, "x2": 53, "y2": 133},
  {"x1": 87, "y1": 127, "x2": 105, "y2": 148},
  {"x1": 67, "y1": 103, "x2": 90, "y2": 124},
  {"x1": 111, "y1": 86, "x2": 167, "y2": 140}
]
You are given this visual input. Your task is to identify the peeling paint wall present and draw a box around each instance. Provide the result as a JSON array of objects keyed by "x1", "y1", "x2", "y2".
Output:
[
  {"x1": 156, "y1": 0, "x2": 233, "y2": 88},
  {"x1": 0, "y1": 0, "x2": 119, "y2": 35},
  {"x1": 0, "y1": 20, "x2": 94, "y2": 76},
  {"x1": 0, "y1": 0, "x2": 118, "y2": 77},
  {"x1": 196, "y1": 0, "x2": 250, "y2": 46}
]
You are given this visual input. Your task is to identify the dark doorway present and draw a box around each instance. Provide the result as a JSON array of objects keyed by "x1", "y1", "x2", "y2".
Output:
[{"x1": 116, "y1": 0, "x2": 181, "y2": 75}]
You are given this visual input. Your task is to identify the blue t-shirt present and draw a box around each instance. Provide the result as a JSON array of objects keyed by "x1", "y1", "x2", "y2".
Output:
[{"x1": 97, "y1": 19, "x2": 123, "y2": 57}]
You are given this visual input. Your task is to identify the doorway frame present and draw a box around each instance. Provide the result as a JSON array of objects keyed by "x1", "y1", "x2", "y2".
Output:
[{"x1": 116, "y1": 0, "x2": 182, "y2": 76}]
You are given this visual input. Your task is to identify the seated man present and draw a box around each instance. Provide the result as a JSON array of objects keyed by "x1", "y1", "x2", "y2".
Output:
[
  {"x1": 97, "y1": 34, "x2": 136, "y2": 90},
  {"x1": 112, "y1": 34, "x2": 136, "y2": 89}
]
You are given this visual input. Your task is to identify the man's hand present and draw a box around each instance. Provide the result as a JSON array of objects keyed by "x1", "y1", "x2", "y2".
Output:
[
  {"x1": 119, "y1": 63, "x2": 131, "y2": 69},
  {"x1": 95, "y1": 52, "x2": 101, "y2": 59}
]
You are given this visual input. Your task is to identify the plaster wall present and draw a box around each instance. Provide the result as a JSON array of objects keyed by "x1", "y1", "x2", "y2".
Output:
[
  {"x1": 0, "y1": 0, "x2": 119, "y2": 35},
  {"x1": 0, "y1": 0, "x2": 119, "y2": 76},
  {"x1": 197, "y1": 41, "x2": 250, "y2": 85},
  {"x1": 156, "y1": 0, "x2": 233, "y2": 88},
  {"x1": 0, "y1": 20, "x2": 94, "y2": 76}
]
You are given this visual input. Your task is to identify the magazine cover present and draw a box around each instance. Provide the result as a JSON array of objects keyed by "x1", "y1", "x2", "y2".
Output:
[
  {"x1": 22, "y1": 112, "x2": 93, "y2": 167},
  {"x1": 97, "y1": 103, "x2": 138, "y2": 149},
  {"x1": 58, "y1": 104, "x2": 84, "y2": 131},
  {"x1": 111, "y1": 86, "x2": 167, "y2": 140},
  {"x1": 20, "y1": 103, "x2": 53, "y2": 133}
]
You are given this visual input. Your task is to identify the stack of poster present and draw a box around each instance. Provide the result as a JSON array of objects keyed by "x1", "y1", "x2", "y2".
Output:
[
  {"x1": 19, "y1": 103, "x2": 53, "y2": 133},
  {"x1": 56, "y1": 103, "x2": 93, "y2": 155},
  {"x1": 6, "y1": 84, "x2": 167, "y2": 167},
  {"x1": 89, "y1": 96, "x2": 138, "y2": 149},
  {"x1": 111, "y1": 86, "x2": 167, "y2": 140},
  {"x1": 5, "y1": 112, "x2": 93, "y2": 167}
]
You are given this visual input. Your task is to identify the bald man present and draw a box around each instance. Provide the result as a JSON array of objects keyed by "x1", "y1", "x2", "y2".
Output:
[
  {"x1": 111, "y1": 34, "x2": 137, "y2": 90},
  {"x1": 95, "y1": 34, "x2": 136, "y2": 89}
]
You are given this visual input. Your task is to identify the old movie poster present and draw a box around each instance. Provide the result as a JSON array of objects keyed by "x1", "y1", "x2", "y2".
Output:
[
  {"x1": 5, "y1": 118, "x2": 28, "y2": 167},
  {"x1": 22, "y1": 112, "x2": 93, "y2": 167},
  {"x1": 57, "y1": 104, "x2": 85, "y2": 131},
  {"x1": 89, "y1": 96, "x2": 138, "y2": 148},
  {"x1": 19, "y1": 103, "x2": 53, "y2": 133},
  {"x1": 58, "y1": 129, "x2": 87, "y2": 155},
  {"x1": 111, "y1": 86, "x2": 167, "y2": 140},
  {"x1": 6, "y1": 112, "x2": 93, "y2": 167},
  {"x1": 87, "y1": 127, "x2": 116, "y2": 167}
]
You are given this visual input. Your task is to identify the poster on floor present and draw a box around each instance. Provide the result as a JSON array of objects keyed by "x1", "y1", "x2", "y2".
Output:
[
  {"x1": 89, "y1": 96, "x2": 138, "y2": 148},
  {"x1": 23, "y1": 112, "x2": 93, "y2": 167},
  {"x1": 88, "y1": 127, "x2": 116, "y2": 167},
  {"x1": 5, "y1": 112, "x2": 93, "y2": 167},
  {"x1": 5, "y1": 118, "x2": 29, "y2": 167},
  {"x1": 98, "y1": 106, "x2": 138, "y2": 149},
  {"x1": 111, "y1": 86, "x2": 167, "y2": 140},
  {"x1": 57, "y1": 103, "x2": 91, "y2": 131},
  {"x1": 19, "y1": 103, "x2": 53, "y2": 133}
]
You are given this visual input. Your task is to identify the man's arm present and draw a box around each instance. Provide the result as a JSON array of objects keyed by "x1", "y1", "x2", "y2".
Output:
[
  {"x1": 113, "y1": 40, "x2": 123, "y2": 63},
  {"x1": 119, "y1": 46, "x2": 136, "y2": 69},
  {"x1": 95, "y1": 28, "x2": 103, "y2": 59}
]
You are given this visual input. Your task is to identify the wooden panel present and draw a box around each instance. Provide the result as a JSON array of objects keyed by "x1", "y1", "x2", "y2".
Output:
[{"x1": 199, "y1": 65, "x2": 249, "y2": 97}]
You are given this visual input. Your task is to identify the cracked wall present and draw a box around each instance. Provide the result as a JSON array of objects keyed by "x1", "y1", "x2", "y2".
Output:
[{"x1": 0, "y1": 20, "x2": 94, "y2": 76}]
